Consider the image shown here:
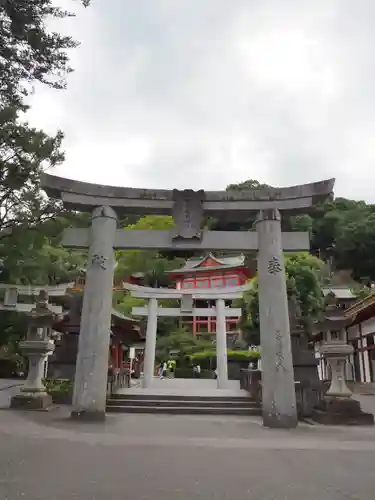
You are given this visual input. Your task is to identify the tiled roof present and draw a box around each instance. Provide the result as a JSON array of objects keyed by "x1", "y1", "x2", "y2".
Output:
[
  {"x1": 169, "y1": 253, "x2": 245, "y2": 274},
  {"x1": 322, "y1": 287, "x2": 356, "y2": 300}
]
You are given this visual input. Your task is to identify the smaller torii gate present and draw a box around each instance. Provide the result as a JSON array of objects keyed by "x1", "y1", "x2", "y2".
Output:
[{"x1": 124, "y1": 283, "x2": 248, "y2": 389}]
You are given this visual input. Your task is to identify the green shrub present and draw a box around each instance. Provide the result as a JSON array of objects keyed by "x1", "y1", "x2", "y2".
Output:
[
  {"x1": 175, "y1": 368, "x2": 213, "y2": 379},
  {"x1": 190, "y1": 350, "x2": 260, "y2": 363},
  {"x1": 43, "y1": 378, "x2": 73, "y2": 394}
]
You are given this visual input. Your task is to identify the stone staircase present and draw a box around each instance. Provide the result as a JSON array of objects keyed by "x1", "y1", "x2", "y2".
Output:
[{"x1": 106, "y1": 393, "x2": 262, "y2": 416}]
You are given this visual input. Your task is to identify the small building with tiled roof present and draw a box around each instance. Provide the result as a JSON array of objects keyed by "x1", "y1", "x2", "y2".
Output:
[{"x1": 321, "y1": 286, "x2": 357, "y2": 304}]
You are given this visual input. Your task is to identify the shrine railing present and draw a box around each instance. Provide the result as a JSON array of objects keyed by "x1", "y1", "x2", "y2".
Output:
[
  {"x1": 240, "y1": 369, "x2": 262, "y2": 402},
  {"x1": 107, "y1": 368, "x2": 131, "y2": 395}
]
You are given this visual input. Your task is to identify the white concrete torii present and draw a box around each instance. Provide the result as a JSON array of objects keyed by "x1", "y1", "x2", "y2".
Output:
[{"x1": 124, "y1": 283, "x2": 249, "y2": 389}]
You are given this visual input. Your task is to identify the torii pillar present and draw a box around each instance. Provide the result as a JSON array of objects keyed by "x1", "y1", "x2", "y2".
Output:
[
  {"x1": 71, "y1": 206, "x2": 117, "y2": 421},
  {"x1": 256, "y1": 209, "x2": 297, "y2": 428}
]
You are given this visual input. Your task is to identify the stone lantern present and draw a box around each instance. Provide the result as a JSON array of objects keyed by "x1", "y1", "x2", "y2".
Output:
[
  {"x1": 11, "y1": 290, "x2": 56, "y2": 410},
  {"x1": 316, "y1": 293, "x2": 354, "y2": 398},
  {"x1": 312, "y1": 292, "x2": 374, "y2": 425}
]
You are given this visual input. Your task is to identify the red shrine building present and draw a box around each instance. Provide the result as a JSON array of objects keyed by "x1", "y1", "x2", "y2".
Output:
[{"x1": 168, "y1": 254, "x2": 253, "y2": 338}]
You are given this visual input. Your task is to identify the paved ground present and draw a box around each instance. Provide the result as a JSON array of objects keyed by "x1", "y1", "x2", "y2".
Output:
[
  {"x1": 120, "y1": 377, "x2": 247, "y2": 397},
  {"x1": 2, "y1": 379, "x2": 375, "y2": 499}
]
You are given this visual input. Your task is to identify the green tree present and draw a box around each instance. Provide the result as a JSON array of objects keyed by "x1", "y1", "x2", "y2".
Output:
[
  {"x1": 115, "y1": 216, "x2": 186, "y2": 287},
  {"x1": 0, "y1": 214, "x2": 87, "y2": 285},
  {"x1": 0, "y1": 0, "x2": 89, "y2": 106},
  {"x1": 226, "y1": 179, "x2": 271, "y2": 191},
  {"x1": 155, "y1": 327, "x2": 213, "y2": 363},
  {"x1": 0, "y1": 0, "x2": 90, "y2": 239},
  {"x1": 0, "y1": 106, "x2": 64, "y2": 239},
  {"x1": 238, "y1": 253, "x2": 325, "y2": 344}
]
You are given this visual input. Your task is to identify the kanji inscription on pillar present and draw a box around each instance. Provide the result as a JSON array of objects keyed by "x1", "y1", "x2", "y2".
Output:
[
  {"x1": 267, "y1": 256, "x2": 282, "y2": 275},
  {"x1": 275, "y1": 329, "x2": 287, "y2": 372},
  {"x1": 91, "y1": 254, "x2": 107, "y2": 270}
]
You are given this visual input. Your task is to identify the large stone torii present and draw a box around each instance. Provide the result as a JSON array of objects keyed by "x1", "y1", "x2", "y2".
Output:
[{"x1": 41, "y1": 173, "x2": 334, "y2": 427}]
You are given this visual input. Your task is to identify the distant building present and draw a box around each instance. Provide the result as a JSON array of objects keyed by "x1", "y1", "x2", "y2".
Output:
[
  {"x1": 321, "y1": 286, "x2": 357, "y2": 309},
  {"x1": 168, "y1": 253, "x2": 254, "y2": 338}
]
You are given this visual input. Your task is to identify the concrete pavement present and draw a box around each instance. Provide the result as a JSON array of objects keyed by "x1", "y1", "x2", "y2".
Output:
[
  {"x1": 1, "y1": 404, "x2": 375, "y2": 499},
  {"x1": 1, "y1": 378, "x2": 375, "y2": 499}
]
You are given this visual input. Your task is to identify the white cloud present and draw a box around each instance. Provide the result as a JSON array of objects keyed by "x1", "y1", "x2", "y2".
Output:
[{"x1": 26, "y1": 0, "x2": 375, "y2": 201}]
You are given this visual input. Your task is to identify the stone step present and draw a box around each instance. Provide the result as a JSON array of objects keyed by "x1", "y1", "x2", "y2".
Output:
[
  {"x1": 107, "y1": 398, "x2": 258, "y2": 408},
  {"x1": 106, "y1": 404, "x2": 262, "y2": 416},
  {"x1": 109, "y1": 393, "x2": 251, "y2": 402}
]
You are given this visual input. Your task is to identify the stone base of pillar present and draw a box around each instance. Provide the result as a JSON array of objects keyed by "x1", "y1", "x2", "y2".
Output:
[
  {"x1": 70, "y1": 410, "x2": 106, "y2": 422},
  {"x1": 263, "y1": 412, "x2": 298, "y2": 429},
  {"x1": 10, "y1": 392, "x2": 52, "y2": 411},
  {"x1": 312, "y1": 396, "x2": 374, "y2": 426}
]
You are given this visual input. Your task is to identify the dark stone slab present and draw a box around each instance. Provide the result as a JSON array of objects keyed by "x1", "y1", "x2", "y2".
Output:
[
  {"x1": 70, "y1": 410, "x2": 106, "y2": 422},
  {"x1": 10, "y1": 393, "x2": 52, "y2": 410},
  {"x1": 263, "y1": 413, "x2": 298, "y2": 429},
  {"x1": 311, "y1": 397, "x2": 374, "y2": 426},
  {"x1": 51, "y1": 392, "x2": 73, "y2": 405}
]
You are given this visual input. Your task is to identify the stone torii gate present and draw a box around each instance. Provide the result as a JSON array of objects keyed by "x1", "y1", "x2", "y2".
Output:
[
  {"x1": 41, "y1": 174, "x2": 334, "y2": 427},
  {"x1": 123, "y1": 282, "x2": 248, "y2": 390}
]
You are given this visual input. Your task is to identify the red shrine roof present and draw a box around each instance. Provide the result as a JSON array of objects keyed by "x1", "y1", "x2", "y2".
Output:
[{"x1": 168, "y1": 253, "x2": 250, "y2": 277}]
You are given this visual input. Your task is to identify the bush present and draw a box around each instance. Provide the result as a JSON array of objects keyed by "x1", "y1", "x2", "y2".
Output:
[
  {"x1": 0, "y1": 358, "x2": 24, "y2": 378},
  {"x1": 175, "y1": 368, "x2": 213, "y2": 379},
  {"x1": 190, "y1": 350, "x2": 260, "y2": 364},
  {"x1": 43, "y1": 378, "x2": 73, "y2": 394}
]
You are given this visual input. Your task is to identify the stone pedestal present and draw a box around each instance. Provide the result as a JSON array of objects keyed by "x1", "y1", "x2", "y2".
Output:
[
  {"x1": 71, "y1": 206, "x2": 117, "y2": 422},
  {"x1": 256, "y1": 209, "x2": 297, "y2": 428},
  {"x1": 11, "y1": 339, "x2": 55, "y2": 410},
  {"x1": 321, "y1": 342, "x2": 353, "y2": 397},
  {"x1": 291, "y1": 332, "x2": 323, "y2": 417},
  {"x1": 215, "y1": 298, "x2": 229, "y2": 389},
  {"x1": 142, "y1": 298, "x2": 158, "y2": 389}
]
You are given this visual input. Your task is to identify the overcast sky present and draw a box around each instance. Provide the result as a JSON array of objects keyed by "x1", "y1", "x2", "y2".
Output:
[{"x1": 27, "y1": 0, "x2": 375, "y2": 201}]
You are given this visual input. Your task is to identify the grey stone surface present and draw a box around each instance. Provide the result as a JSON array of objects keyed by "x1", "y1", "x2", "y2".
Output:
[
  {"x1": 171, "y1": 189, "x2": 204, "y2": 240},
  {"x1": 1, "y1": 406, "x2": 375, "y2": 499},
  {"x1": 10, "y1": 392, "x2": 52, "y2": 410},
  {"x1": 119, "y1": 378, "x2": 247, "y2": 397},
  {"x1": 72, "y1": 206, "x2": 117, "y2": 418},
  {"x1": 18, "y1": 341, "x2": 54, "y2": 392},
  {"x1": 63, "y1": 227, "x2": 310, "y2": 251},
  {"x1": 124, "y1": 282, "x2": 249, "y2": 299},
  {"x1": 142, "y1": 298, "x2": 158, "y2": 389},
  {"x1": 256, "y1": 209, "x2": 297, "y2": 428},
  {"x1": 215, "y1": 298, "x2": 229, "y2": 389},
  {"x1": 41, "y1": 173, "x2": 335, "y2": 214}
]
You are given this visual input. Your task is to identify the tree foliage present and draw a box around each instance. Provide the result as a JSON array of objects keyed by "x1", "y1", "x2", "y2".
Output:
[
  {"x1": 115, "y1": 216, "x2": 186, "y2": 288},
  {"x1": 238, "y1": 253, "x2": 325, "y2": 345},
  {"x1": 216, "y1": 179, "x2": 375, "y2": 283},
  {"x1": 0, "y1": 0, "x2": 90, "y2": 241},
  {"x1": 155, "y1": 327, "x2": 213, "y2": 363},
  {"x1": 0, "y1": 106, "x2": 65, "y2": 239},
  {"x1": 0, "y1": 0, "x2": 88, "y2": 106}
]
